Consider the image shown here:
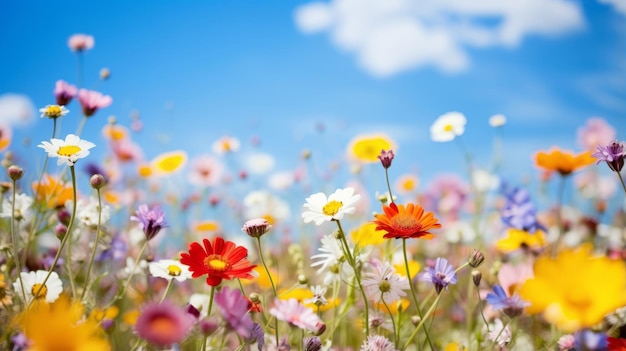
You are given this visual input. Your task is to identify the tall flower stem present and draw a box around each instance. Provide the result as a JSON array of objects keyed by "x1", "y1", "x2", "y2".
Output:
[
  {"x1": 552, "y1": 175, "x2": 567, "y2": 257},
  {"x1": 31, "y1": 165, "x2": 78, "y2": 306},
  {"x1": 256, "y1": 236, "x2": 279, "y2": 346},
  {"x1": 207, "y1": 285, "x2": 216, "y2": 316},
  {"x1": 81, "y1": 187, "x2": 103, "y2": 302},
  {"x1": 106, "y1": 240, "x2": 148, "y2": 309},
  {"x1": 336, "y1": 220, "x2": 370, "y2": 336},
  {"x1": 402, "y1": 238, "x2": 434, "y2": 350},
  {"x1": 381, "y1": 295, "x2": 398, "y2": 348},
  {"x1": 158, "y1": 279, "x2": 174, "y2": 303},
  {"x1": 384, "y1": 168, "x2": 394, "y2": 202},
  {"x1": 617, "y1": 172, "x2": 626, "y2": 197},
  {"x1": 9, "y1": 178, "x2": 26, "y2": 302},
  {"x1": 403, "y1": 292, "x2": 443, "y2": 350}
]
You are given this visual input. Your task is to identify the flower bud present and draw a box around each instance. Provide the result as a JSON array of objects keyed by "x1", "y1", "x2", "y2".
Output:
[
  {"x1": 55, "y1": 224, "x2": 67, "y2": 240},
  {"x1": 468, "y1": 249, "x2": 485, "y2": 268},
  {"x1": 249, "y1": 292, "x2": 261, "y2": 304},
  {"x1": 90, "y1": 174, "x2": 106, "y2": 189},
  {"x1": 471, "y1": 269, "x2": 482, "y2": 287},
  {"x1": 242, "y1": 218, "x2": 272, "y2": 238},
  {"x1": 100, "y1": 67, "x2": 111, "y2": 80},
  {"x1": 378, "y1": 149, "x2": 395, "y2": 169},
  {"x1": 199, "y1": 318, "x2": 219, "y2": 336},
  {"x1": 313, "y1": 321, "x2": 326, "y2": 336},
  {"x1": 304, "y1": 336, "x2": 322, "y2": 351},
  {"x1": 7, "y1": 165, "x2": 23, "y2": 181},
  {"x1": 57, "y1": 208, "x2": 71, "y2": 226},
  {"x1": 411, "y1": 315, "x2": 421, "y2": 326},
  {"x1": 298, "y1": 274, "x2": 308, "y2": 285}
]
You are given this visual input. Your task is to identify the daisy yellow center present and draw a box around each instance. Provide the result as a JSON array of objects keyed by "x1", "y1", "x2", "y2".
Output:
[
  {"x1": 379, "y1": 280, "x2": 391, "y2": 293},
  {"x1": 57, "y1": 145, "x2": 81, "y2": 157},
  {"x1": 167, "y1": 265, "x2": 182, "y2": 276},
  {"x1": 46, "y1": 105, "x2": 63, "y2": 117},
  {"x1": 443, "y1": 124, "x2": 454, "y2": 132},
  {"x1": 31, "y1": 283, "x2": 47, "y2": 299},
  {"x1": 322, "y1": 200, "x2": 343, "y2": 216},
  {"x1": 204, "y1": 255, "x2": 229, "y2": 271},
  {"x1": 391, "y1": 214, "x2": 419, "y2": 230}
]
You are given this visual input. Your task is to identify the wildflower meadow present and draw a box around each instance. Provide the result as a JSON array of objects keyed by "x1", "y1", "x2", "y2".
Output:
[{"x1": 1, "y1": 4, "x2": 626, "y2": 351}]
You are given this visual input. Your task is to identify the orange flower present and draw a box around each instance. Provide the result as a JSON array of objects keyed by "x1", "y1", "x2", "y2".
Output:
[
  {"x1": 32, "y1": 174, "x2": 73, "y2": 208},
  {"x1": 372, "y1": 202, "x2": 441, "y2": 240},
  {"x1": 534, "y1": 148, "x2": 594, "y2": 176}
]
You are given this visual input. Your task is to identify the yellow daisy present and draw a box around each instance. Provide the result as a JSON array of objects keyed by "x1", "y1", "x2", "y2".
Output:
[{"x1": 347, "y1": 134, "x2": 396, "y2": 163}]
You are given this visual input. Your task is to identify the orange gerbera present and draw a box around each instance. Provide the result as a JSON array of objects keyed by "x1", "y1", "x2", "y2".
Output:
[
  {"x1": 180, "y1": 237, "x2": 256, "y2": 287},
  {"x1": 32, "y1": 174, "x2": 73, "y2": 208},
  {"x1": 372, "y1": 202, "x2": 441, "y2": 239},
  {"x1": 534, "y1": 148, "x2": 594, "y2": 176}
]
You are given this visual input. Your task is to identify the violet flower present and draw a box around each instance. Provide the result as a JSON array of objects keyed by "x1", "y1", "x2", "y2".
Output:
[
  {"x1": 130, "y1": 204, "x2": 168, "y2": 241},
  {"x1": 485, "y1": 285, "x2": 529, "y2": 318},
  {"x1": 593, "y1": 140, "x2": 625, "y2": 173},
  {"x1": 418, "y1": 257, "x2": 458, "y2": 294},
  {"x1": 214, "y1": 286, "x2": 254, "y2": 339},
  {"x1": 77, "y1": 89, "x2": 112, "y2": 117},
  {"x1": 500, "y1": 186, "x2": 545, "y2": 233},
  {"x1": 54, "y1": 80, "x2": 77, "y2": 106}
]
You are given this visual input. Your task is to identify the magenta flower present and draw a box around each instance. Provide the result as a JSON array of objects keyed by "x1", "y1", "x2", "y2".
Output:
[
  {"x1": 378, "y1": 149, "x2": 395, "y2": 169},
  {"x1": 77, "y1": 89, "x2": 112, "y2": 117},
  {"x1": 592, "y1": 140, "x2": 625, "y2": 172},
  {"x1": 68, "y1": 33, "x2": 95, "y2": 52},
  {"x1": 135, "y1": 301, "x2": 194, "y2": 348},
  {"x1": 418, "y1": 257, "x2": 458, "y2": 294},
  {"x1": 214, "y1": 286, "x2": 254, "y2": 339},
  {"x1": 54, "y1": 80, "x2": 77, "y2": 106},
  {"x1": 130, "y1": 204, "x2": 167, "y2": 241},
  {"x1": 269, "y1": 298, "x2": 323, "y2": 333}
]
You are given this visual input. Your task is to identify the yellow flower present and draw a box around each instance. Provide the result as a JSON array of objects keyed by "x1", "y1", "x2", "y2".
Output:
[
  {"x1": 495, "y1": 228, "x2": 546, "y2": 253},
  {"x1": 348, "y1": 134, "x2": 396, "y2": 163},
  {"x1": 394, "y1": 260, "x2": 421, "y2": 279},
  {"x1": 444, "y1": 342, "x2": 468, "y2": 351},
  {"x1": 395, "y1": 174, "x2": 419, "y2": 194},
  {"x1": 375, "y1": 298, "x2": 410, "y2": 314},
  {"x1": 519, "y1": 247, "x2": 626, "y2": 332},
  {"x1": 0, "y1": 274, "x2": 12, "y2": 306},
  {"x1": 351, "y1": 222, "x2": 386, "y2": 246},
  {"x1": 90, "y1": 306, "x2": 119, "y2": 322},
  {"x1": 14, "y1": 295, "x2": 111, "y2": 351},
  {"x1": 278, "y1": 287, "x2": 311, "y2": 302},
  {"x1": 191, "y1": 220, "x2": 220, "y2": 233},
  {"x1": 150, "y1": 150, "x2": 187, "y2": 175},
  {"x1": 102, "y1": 124, "x2": 128, "y2": 141},
  {"x1": 241, "y1": 266, "x2": 282, "y2": 289},
  {"x1": 123, "y1": 309, "x2": 141, "y2": 326}
]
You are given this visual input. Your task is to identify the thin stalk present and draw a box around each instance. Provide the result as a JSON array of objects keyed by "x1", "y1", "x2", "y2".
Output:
[
  {"x1": 617, "y1": 172, "x2": 626, "y2": 197},
  {"x1": 402, "y1": 238, "x2": 434, "y2": 350},
  {"x1": 403, "y1": 292, "x2": 443, "y2": 350},
  {"x1": 10, "y1": 178, "x2": 26, "y2": 302},
  {"x1": 384, "y1": 168, "x2": 394, "y2": 203},
  {"x1": 476, "y1": 286, "x2": 490, "y2": 332},
  {"x1": 158, "y1": 279, "x2": 174, "y2": 303},
  {"x1": 81, "y1": 187, "x2": 103, "y2": 302},
  {"x1": 207, "y1": 285, "x2": 216, "y2": 316},
  {"x1": 552, "y1": 175, "x2": 567, "y2": 257},
  {"x1": 381, "y1": 295, "x2": 398, "y2": 348},
  {"x1": 256, "y1": 236, "x2": 279, "y2": 346},
  {"x1": 106, "y1": 239, "x2": 148, "y2": 309}
]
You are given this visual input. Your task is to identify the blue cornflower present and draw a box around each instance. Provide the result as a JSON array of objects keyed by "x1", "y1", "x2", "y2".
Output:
[
  {"x1": 130, "y1": 204, "x2": 168, "y2": 241},
  {"x1": 574, "y1": 330, "x2": 608, "y2": 351},
  {"x1": 500, "y1": 186, "x2": 545, "y2": 233},
  {"x1": 485, "y1": 285, "x2": 529, "y2": 318},
  {"x1": 418, "y1": 257, "x2": 458, "y2": 294}
]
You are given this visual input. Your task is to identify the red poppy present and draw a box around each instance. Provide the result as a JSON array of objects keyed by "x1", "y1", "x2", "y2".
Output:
[
  {"x1": 608, "y1": 337, "x2": 626, "y2": 351},
  {"x1": 372, "y1": 202, "x2": 441, "y2": 239},
  {"x1": 180, "y1": 236, "x2": 256, "y2": 286}
]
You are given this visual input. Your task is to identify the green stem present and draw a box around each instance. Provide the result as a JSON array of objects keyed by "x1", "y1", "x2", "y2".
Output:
[
  {"x1": 403, "y1": 292, "x2": 443, "y2": 350},
  {"x1": 384, "y1": 168, "x2": 395, "y2": 203},
  {"x1": 256, "y1": 236, "x2": 279, "y2": 346},
  {"x1": 207, "y1": 285, "x2": 216, "y2": 316},
  {"x1": 552, "y1": 175, "x2": 567, "y2": 257},
  {"x1": 31, "y1": 165, "x2": 78, "y2": 306},
  {"x1": 381, "y1": 295, "x2": 398, "y2": 348},
  {"x1": 617, "y1": 171, "x2": 626, "y2": 197},
  {"x1": 476, "y1": 286, "x2": 490, "y2": 332},
  {"x1": 81, "y1": 188, "x2": 103, "y2": 302},
  {"x1": 10, "y1": 178, "x2": 26, "y2": 302},
  {"x1": 159, "y1": 279, "x2": 174, "y2": 303},
  {"x1": 402, "y1": 238, "x2": 434, "y2": 350}
]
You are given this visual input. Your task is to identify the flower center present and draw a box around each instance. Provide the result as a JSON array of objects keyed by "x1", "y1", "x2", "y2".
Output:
[
  {"x1": 149, "y1": 316, "x2": 177, "y2": 335},
  {"x1": 204, "y1": 254, "x2": 229, "y2": 272},
  {"x1": 379, "y1": 279, "x2": 391, "y2": 293},
  {"x1": 435, "y1": 272, "x2": 447, "y2": 281},
  {"x1": 167, "y1": 265, "x2": 182, "y2": 276},
  {"x1": 57, "y1": 145, "x2": 81, "y2": 157},
  {"x1": 443, "y1": 124, "x2": 454, "y2": 132},
  {"x1": 391, "y1": 214, "x2": 419, "y2": 230},
  {"x1": 31, "y1": 283, "x2": 48, "y2": 299},
  {"x1": 46, "y1": 105, "x2": 63, "y2": 117},
  {"x1": 322, "y1": 200, "x2": 343, "y2": 216}
]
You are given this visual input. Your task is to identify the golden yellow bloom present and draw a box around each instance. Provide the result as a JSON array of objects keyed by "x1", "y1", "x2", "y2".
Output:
[
  {"x1": 241, "y1": 266, "x2": 282, "y2": 289},
  {"x1": 348, "y1": 134, "x2": 396, "y2": 163},
  {"x1": 519, "y1": 247, "x2": 626, "y2": 332},
  {"x1": 375, "y1": 298, "x2": 410, "y2": 314},
  {"x1": 351, "y1": 222, "x2": 386, "y2": 247},
  {"x1": 534, "y1": 148, "x2": 594, "y2": 176},
  {"x1": 101, "y1": 124, "x2": 128, "y2": 141},
  {"x1": 192, "y1": 220, "x2": 220, "y2": 233},
  {"x1": 394, "y1": 260, "x2": 421, "y2": 279},
  {"x1": 32, "y1": 174, "x2": 73, "y2": 209},
  {"x1": 495, "y1": 228, "x2": 547, "y2": 253},
  {"x1": 0, "y1": 274, "x2": 12, "y2": 306},
  {"x1": 395, "y1": 174, "x2": 419, "y2": 194},
  {"x1": 90, "y1": 306, "x2": 119, "y2": 322},
  {"x1": 14, "y1": 295, "x2": 111, "y2": 351},
  {"x1": 123, "y1": 309, "x2": 141, "y2": 326},
  {"x1": 150, "y1": 150, "x2": 187, "y2": 175},
  {"x1": 444, "y1": 342, "x2": 468, "y2": 351}
]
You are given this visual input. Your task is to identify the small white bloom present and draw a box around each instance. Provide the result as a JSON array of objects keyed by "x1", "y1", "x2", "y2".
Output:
[
  {"x1": 37, "y1": 134, "x2": 95, "y2": 166},
  {"x1": 304, "y1": 285, "x2": 328, "y2": 306},
  {"x1": 302, "y1": 187, "x2": 361, "y2": 225},
  {"x1": 244, "y1": 152, "x2": 275, "y2": 174},
  {"x1": 243, "y1": 190, "x2": 290, "y2": 224},
  {"x1": 149, "y1": 259, "x2": 193, "y2": 282},
  {"x1": 212, "y1": 136, "x2": 240, "y2": 154},
  {"x1": 310, "y1": 234, "x2": 344, "y2": 274},
  {"x1": 122, "y1": 257, "x2": 148, "y2": 278},
  {"x1": 13, "y1": 270, "x2": 63, "y2": 303},
  {"x1": 472, "y1": 169, "x2": 499, "y2": 192},
  {"x1": 39, "y1": 105, "x2": 69, "y2": 119},
  {"x1": 430, "y1": 111, "x2": 467, "y2": 142},
  {"x1": 70, "y1": 196, "x2": 111, "y2": 228},
  {"x1": 488, "y1": 114, "x2": 507, "y2": 127},
  {"x1": 268, "y1": 171, "x2": 294, "y2": 190},
  {"x1": 0, "y1": 193, "x2": 33, "y2": 221},
  {"x1": 487, "y1": 319, "x2": 511, "y2": 346}
]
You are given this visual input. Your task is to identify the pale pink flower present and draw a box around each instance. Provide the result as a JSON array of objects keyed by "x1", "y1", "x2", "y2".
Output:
[
  {"x1": 497, "y1": 262, "x2": 533, "y2": 297},
  {"x1": 269, "y1": 298, "x2": 323, "y2": 332},
  {"x1": 188, "y1": 155, "x2": 225, "y2": 187},
  {"x1": 112, "y1": 139, "x2": 143, "y2": 163},
  {"x1": 54, "y1": 80, "x2": 77, "y2": 106},
  {"x1": 577, "y1": 117, "x2": 616, "y2": 151},
  {"x1": 78, "y1": 89, "x2": 112, "y2": 117},
  {"x1": 68, "y1": 34, "x2": 95, "y2": 52},
  {"x1": 362, "y1": 259, "x2": 409, "y2": 304},
  {"x1": 420, "y1": 174, "x2": 469, "y2": 221},
  {"x1": 558, "y1": 334, "x2": 575, "y2": 351}
]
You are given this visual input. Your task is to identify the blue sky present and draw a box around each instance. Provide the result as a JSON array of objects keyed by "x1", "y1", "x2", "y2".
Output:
[{"x1": 0, "y1": 0, "x2": 624, "y2": 198}]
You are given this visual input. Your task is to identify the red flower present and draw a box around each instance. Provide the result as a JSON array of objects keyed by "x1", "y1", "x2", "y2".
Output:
[
  {"x1": 608, "y1": 337, "x2": 626, "y2": 351},
  {"x1": 180, "y1": 237, "x2": 256, "y2": 286},
  {"x1": 372, "y1": 202, "x2": 441, "y2": 239}
]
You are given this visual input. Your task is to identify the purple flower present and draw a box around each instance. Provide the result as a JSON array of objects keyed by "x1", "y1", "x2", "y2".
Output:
[
  {"x1": 485, "y1": 285, "x2": 529, "y2": 318},
  {"x1": 249, "y1": 322, "x2": 265, "y2": 351},
  {"x1": 574, "y1": 330, "x2": 607, "y2": 351},
  {"x1": 135, "y1": 301, "x2": 194, "y2": 348},
  {"x1": 130, "y1": 204, "x2": 167, "y2": 241},
  {"x1": 54, "y1": 80, "x2": 77, "y2": 106},
  {"x1": 500, "y1": 186, "x2": 545, "y2": 233},
  {"x1": 378, "y1": 149, "x2": 395, "y2": 169},
  {"x1": 269, "y1": 298, "x2": 323, "y2": 332},
  {"x1": 418, "y1": 257, "x2": 457, "y2": 294},
  {"x1": 214, "y1": 286, "x2": 254, "y2": 339},
  {"x1": 592, "y1": 141, "x2": 625, "y2": 172}
]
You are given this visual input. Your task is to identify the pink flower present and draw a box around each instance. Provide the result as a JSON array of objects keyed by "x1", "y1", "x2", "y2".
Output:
[
  {"x1": 54, "y1": 80, "x2": 77, "y2": 106},
  {"x1": 420, "y1": 174, "x2": 469, "y2": 221},
  {"x1": 269, "y1": 298, "x2": 323, "y2": 333},
  {"x1": 135, "y1": 301, "x2": 194, "y2": 348},
  {"x1": 577, "y1": 117, "x2": 616, "y2": 151},
  {"x1": 68, "y1": 34, "x2": 95, "y2": 52},
  {"x1": 78, "y1": 89, "x2": 112, "y2": 117},
  {"x1": 188, "y1": 155, "x2": 225, "y2": 187},
  {"x1": 497, "y1": 262, "x2": 533, "y2": 296}
]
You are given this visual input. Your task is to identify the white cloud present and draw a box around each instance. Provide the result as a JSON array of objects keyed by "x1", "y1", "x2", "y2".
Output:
[
  {"x1": 0, "y1": 93, "x2": 36, "y2": 126},
  {"x1": 294, "y1": 0, "x2": 584, "y2": 77},
  {"x1": 598, "y1": 0, "x2": 626, "y2": 15}
]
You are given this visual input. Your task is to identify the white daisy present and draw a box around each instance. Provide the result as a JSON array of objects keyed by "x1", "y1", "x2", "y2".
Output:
[
  {"x1": 38, "y1": 134, "x2": 95, "y2": 166},
  {"x1": 148, "y1": 259, "x2": 193, "y2": 282},
  {"x1": 0, "y1": 192, "x2": 33, "y2": 221},
  {"x1": 66, "y1": 196, "x2": 111, "y2": 228},
  {"x1": 310, "y1": 234, "x2": 344, "y2": 274},
  {"x1": 488, "y1": 114, "x2": 507, "y2": 127},
  {"x1": 362, "y1": 258, "x2": 409, "y2": 304},
  {"x1": 430, "y1": 111, "x2": 467, "y2": 142},
  {"x1": 39, "y1": 105, "x2": 69, "y2": 119},
  {"x1": 302, "y1": 187, "x2": 361, "y2": 225},
  {"x1": 13, "y1": 270, "x2": 63, "y2": 303}
]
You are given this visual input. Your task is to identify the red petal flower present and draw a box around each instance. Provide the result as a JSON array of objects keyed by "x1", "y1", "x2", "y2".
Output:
[
  {"x1": 608, "y1": 337, "x2": 626, "y2": 351},
  {"x1": 372, "y1": 202, "x2": 441, "y2": 239},
  {"x1": 180, "y1": 237, "x2": 256, "y2": 287}
]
